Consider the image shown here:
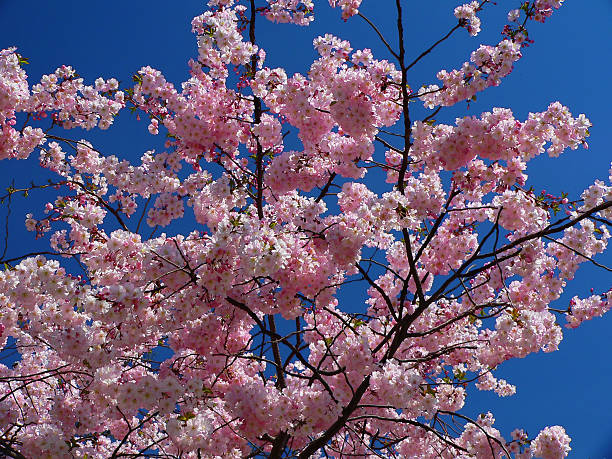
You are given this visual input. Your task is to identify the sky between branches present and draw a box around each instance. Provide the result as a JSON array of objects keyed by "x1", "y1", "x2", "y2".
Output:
[{"x1": 0, "y1": 1, "x2": 610, "y2": 456}]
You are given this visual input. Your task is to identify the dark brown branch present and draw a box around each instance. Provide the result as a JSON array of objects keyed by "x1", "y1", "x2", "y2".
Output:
[
  {"x1": 357, "y1": 13, "x2": 400, "y2": 60},
  {"x1": 405, "y1": 24, "x2": 461, "y2": 72},
  {"x1": 315, "y1": 172, "x2": 337, "y2": 203}
]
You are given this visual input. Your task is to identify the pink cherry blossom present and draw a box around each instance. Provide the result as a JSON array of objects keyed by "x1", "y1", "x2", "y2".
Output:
[{"x1": 0, "y1": 1, "x2": 609, "y2": 458}]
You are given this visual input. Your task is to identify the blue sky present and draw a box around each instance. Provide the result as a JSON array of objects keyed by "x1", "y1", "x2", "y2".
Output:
[{"x1": 0, "y1": 1, "x2": 611, "y2": 457}]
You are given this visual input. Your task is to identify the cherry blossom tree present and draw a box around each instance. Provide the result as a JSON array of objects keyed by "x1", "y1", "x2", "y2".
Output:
[{"x1": 0, "y1": 0, "x2": 610, "y2": 458}]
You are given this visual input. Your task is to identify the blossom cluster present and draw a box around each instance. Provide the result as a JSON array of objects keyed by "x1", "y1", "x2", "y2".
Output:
[
  {"x1": 328, "y1": 0, "x2": 363, "y2": 20},
  {"x1": 410, "y1": 103, "x2": 591, "y2": 174},
  {"x1": 264, "y1": 0, "x2": 315, "y2": 26},
  {"x1": 0, "y1": 0, "x2": 608, "y2": 458},
  {"x1": 455, "y1": 1, "x2": 482, "y2": 36},
  {"x1": 421, "y1": 1, "x2": 565, "y2": 109}
]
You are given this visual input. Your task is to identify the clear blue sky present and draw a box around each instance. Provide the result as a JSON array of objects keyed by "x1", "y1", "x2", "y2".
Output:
[{"x1": 0, "y1": 1, "x2": 610, "y2": 457}]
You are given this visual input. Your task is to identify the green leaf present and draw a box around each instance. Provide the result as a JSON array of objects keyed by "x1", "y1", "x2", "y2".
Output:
[
  {"x1": 421, "y1": 385, "x2": 436, "y2": 397},
  {"x1": 178, "y1": 412, "x2": 196, "y2": 422}
]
